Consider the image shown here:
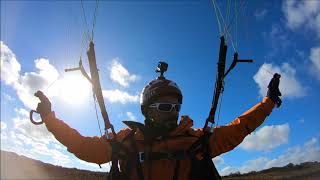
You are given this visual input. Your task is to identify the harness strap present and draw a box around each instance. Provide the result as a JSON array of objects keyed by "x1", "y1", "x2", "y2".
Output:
[
  {"x1": 172, "y1": 160, "x2": 180, "y2": 180},
  {"x1": 188, "y1": 131, "x2": 222, "y2": 180},
  {"x1": 108, "y1": 140, "x2": 126, "y2": 180},
  {"x1": 137, "y1": 150, "x2": 188, "y2": 162},
  {"x1": 121, "y1": 130, "x2": 136, "y2": 179},
  {"x1": 128, "y1": 134, "x2": 144, "y2": 180}
]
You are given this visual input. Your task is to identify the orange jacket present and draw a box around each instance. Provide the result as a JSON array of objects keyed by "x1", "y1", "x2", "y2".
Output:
[{"x1": 44, "y1": 97, "x2": 275, "y2": 180}]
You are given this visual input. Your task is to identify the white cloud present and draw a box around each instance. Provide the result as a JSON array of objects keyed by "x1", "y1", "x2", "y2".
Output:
[
  {"x1": 240, "y1": 124, "x2": 289, "y2": 151},
  {"x1": 13, "y1": 108, "x2": 57, "y2": 144},
  {"x1": 265, "y1": 137, "x2": 320, "y2": 169},
  {"x1": 110, "y1": 59, "x2": 139, "y2": 87},
  {"x1": 221, "y1": 157, "x2": 271, "y2": 175},
  {"x1": 253, "y1": 63, "x2": 306, "y2": 98},
  {"x1": 269, "y1": 24, "x2": 288, "y2": 45},
  {"x1": 220, "y1": 166, "x2": 239, "y2": 176},
  {"x1": 78, "y1": 159, "x2": 111, "y2": 172},
  {"x1": 15, "y1": 58, "x2": 60, "y2": 109},
  {"x1": 102, "y1": 89, "x2": 139, "y2": 104},
  {"x1": 305, "y1": 137, "x2": 317, "y2": 147},
  {"x1": 15, "y1": 107, "x2": 29, "y2": 117},
  {"x1": 2, "y1": 129, "x2": 37, "y2": 159},
  {"x1": 34, "y1": 58, "x2": 60, "y2": 82},
  {"x1": 0, "y1": 131, "x2": 8, "y2": 141},
  {"x1": 254, "y1": 9, "x2": 268, "y2": 20},
  {"x1": 1, "y1": 109, "x2": 71, "y2": 166},
  {"x1": 1, "y1": 92, "x2": 14, "y2": 101},
  {"x1": 222, "y1": 137, "x2": 320, "y2": 176},
  {"x1": 239, "y1": 157, "x2": 269, "y2": 173},
  {"x1": 266, "y1": 24, "x2": 290, "y2": 57},
  {"x1": 0, "y1": 41, "x2": 60, "y2": 109},
  {"x1": 78, "y1": 159, "x2": 101, "y2": 169},
  {"x1": 282, "y1": 0, "x2": 320, "y2": 38},
  {"x1": 213, "y1": 156, "x2": 224, "y2": 166},
  {"x1": 281, "y1": 1, "x2": 320, "y2": 82},
  {"x1": 54, "y1": 144, "x2": 65, "y2": 150},
  {"x1": 309, "y1": 47, "x2": 320, "y2": 80},
  {"x1": 126, "y1": 112, "x2": 137, "y2": 121},
  {"x1": 1, "y1": 41, "x2": 21, "y2": 86}
]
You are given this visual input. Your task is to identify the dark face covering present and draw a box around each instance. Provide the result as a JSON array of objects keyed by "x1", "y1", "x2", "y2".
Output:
[
  {"x1": 144, "y1": 96, "x2": 180, "y2": 137},
  {"x1": 145, "y1": 116, "x2": 178, "y2": 135}
]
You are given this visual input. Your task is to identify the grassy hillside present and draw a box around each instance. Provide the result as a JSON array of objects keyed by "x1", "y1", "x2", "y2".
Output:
[{"x1": 223, "y1": 161, "x2": 320, "y2": 180}]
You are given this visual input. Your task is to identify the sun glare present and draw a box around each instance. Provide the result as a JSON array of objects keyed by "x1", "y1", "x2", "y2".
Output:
[{"x1": 57, "y1": 74, "x2": 92, "y2": 105}]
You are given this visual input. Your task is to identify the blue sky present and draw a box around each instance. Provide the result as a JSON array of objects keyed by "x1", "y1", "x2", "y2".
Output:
[{"x1": 1, "y1": 0, "x2": 320, "y2": 175}]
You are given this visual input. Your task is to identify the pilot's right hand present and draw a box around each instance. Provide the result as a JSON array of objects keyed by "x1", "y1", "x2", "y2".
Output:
[
  {"x1": 35, "y1": 91, "x2": 51, "y2": 120},
  {"x1": 267, "y1": 73, "x2": 282, "y2": 108}
]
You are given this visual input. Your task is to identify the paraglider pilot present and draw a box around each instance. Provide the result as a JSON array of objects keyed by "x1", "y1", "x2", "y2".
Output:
[{"x1": 33, "y1": 62, "x2": 282, "y2": 180}]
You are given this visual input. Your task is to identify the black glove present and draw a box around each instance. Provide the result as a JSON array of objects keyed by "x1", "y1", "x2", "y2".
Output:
[
  {"x1": 267, "y1": 73, "x2": 282, "y2": 108},
  {"x1": 35, "y1": 91, "x2": 51, "y2": 120}
]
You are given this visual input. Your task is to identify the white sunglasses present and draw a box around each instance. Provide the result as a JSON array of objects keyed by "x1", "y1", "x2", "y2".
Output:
[{"x1": 149, "y1": 103, "x2": 181, "y2": 112}]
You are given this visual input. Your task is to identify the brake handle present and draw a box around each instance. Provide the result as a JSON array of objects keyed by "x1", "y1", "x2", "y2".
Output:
[{"x1": 29, "y1": 110, "x2": 44, "y2": 125}]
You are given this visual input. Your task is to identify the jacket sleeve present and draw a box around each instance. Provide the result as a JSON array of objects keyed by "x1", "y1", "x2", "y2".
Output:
[
  {"x1": 209, "y1": 97, "x2": 275, "y2": 157},
  {"x1": 43, "y1": 112, "x2": 128, "y2": 165}
]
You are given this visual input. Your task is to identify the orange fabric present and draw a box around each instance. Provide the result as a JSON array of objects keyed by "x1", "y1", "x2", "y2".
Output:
[{"x1": 44, "y1": 97, "x2": 275, "y2": 180}]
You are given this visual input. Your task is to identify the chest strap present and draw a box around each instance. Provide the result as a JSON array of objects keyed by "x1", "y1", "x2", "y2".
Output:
[{"x1": 138, "y1": 150, "x2": 188, "y2": 163}]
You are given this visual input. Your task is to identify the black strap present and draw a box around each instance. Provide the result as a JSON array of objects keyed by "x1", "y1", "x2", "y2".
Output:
[
  {"x1": 108, "y1": 140, "x2": 126, "y2": 180},
  {"x1": 189, "y1": 131, "x2": 222, "y2": 180},
  {"x1": 121, "y1": 130, "x2": 136, "y2": 179},
  {"x1": 173, "y1": 160, "x2": 180, "y2": 180},
  {"x1": 138, "y1": 150, "x2": 188, "y2": 162},
  {"x1": 137, "y1": 151, "x2": 185, "y2": 180},
  {"x1": 128, "y1": 134, "x2": 144, "y2": 180},
  {"x1": 189, "y1": 132, "x2": 211, "y2": 156},
  {"x1": 108, "y1": 129, "x2": 146, "y2": 180}
]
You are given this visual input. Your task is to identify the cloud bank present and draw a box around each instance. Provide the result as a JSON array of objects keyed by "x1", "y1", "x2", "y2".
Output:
[
  {"x1": 1, "y1": 108, "x2": 70, "y2": 166},
  {"x1": 240, "y1": 124, "x2": 289, "y2": 151},
  {"x1": 221, "y1": 137, "x2": 320, "y2": 175}
]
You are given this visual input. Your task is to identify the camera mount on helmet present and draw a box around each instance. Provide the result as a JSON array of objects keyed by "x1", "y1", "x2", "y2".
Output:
[
  {"x1": 156, "y1": 61, "x2": 168, "y2": 79},
  {"x1": 141, "y1": 62, "x2": 183, "y2": 116}
]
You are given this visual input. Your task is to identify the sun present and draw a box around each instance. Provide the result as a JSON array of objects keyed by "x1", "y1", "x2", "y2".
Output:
[{"x1": 57, "y1": 74, "x2": 92, "y2": 105}]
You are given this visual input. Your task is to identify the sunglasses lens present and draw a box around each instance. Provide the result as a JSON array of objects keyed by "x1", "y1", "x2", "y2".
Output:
[{"x1": 158, "y1": 104, "x2": 173, "y2": 111}]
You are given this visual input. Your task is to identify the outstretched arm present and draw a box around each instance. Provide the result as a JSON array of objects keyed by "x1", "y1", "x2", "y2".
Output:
[
  {"x1": 43, "y1": 112, "x2": 112, "y2": 165},
  {"x1": 208, "y1": 73, "x2": 282, "y2": 157},
  {"x1": 33, "y1": 91, "x2": 129, "y2": 165},
  {"x1": 209, "y1": 97, "x2": 275, "y2": 157}
]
